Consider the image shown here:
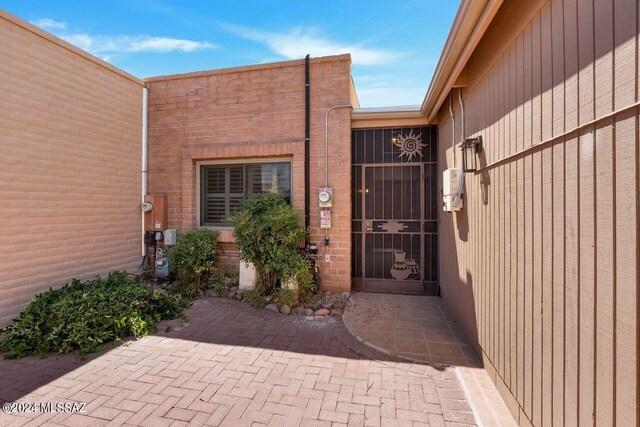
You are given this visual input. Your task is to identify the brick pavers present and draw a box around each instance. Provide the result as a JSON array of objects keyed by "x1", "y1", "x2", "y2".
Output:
[
  {"x1": 0, "y1": 298, "x2": 477, "y2": 426},
  {"x1": 343, "y1": 293, "x2": 479, "y2": 368}
]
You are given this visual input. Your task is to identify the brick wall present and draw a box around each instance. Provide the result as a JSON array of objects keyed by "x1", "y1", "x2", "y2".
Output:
[
  {"x1": 0, "y1": 11, "x2": 144, "y2": 324},
  {"x1": 146, "y1": 55, "x2": 353, "y2": 291}
]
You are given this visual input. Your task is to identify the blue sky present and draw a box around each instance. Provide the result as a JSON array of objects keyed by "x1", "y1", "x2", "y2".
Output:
[{"x1": 4, "y1": 1, "x2": 459, "y2": 107}]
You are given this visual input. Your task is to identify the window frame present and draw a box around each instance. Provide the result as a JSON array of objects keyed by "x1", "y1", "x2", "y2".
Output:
[{"x1": 196, "y1": 157, "x2": 293, "y2": 229}]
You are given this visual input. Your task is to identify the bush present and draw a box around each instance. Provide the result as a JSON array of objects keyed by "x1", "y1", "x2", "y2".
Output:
[
  {"x1": 0, "y1": 272, "x2": 187, "y2": 359},
  {"x1": 228, "y1": 193, "x2": 312, "y2": 295},
  {"x1": 242, "y1": 286, "x2": 268, "y2": 309},
  {"x1": 168, "y1": 229, "x2": 219, "y2": 293},
  {"x1": 272, "y1": 288, "x2": 298, "y2": 307}
]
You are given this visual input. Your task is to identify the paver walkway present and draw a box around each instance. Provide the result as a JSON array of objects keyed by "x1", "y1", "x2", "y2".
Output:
[
  {"x1": 343, "y1": 294, "x2": 479, "y2": 367},
  {"x1": 0, "y1": 297, "x2": 477, "y2": 427},
  {"x1": 343, "y1": 293, "x2": 516, "y2": 426}
]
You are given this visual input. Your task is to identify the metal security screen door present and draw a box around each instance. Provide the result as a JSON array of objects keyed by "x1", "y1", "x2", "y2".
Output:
[{"x1": 352, "y1": 127, "x2": 438, "y2": 295}]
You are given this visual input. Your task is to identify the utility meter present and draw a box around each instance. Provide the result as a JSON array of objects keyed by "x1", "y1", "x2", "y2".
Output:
[
  {"x1": 442, "y1": 168, "x2": 463, "y2": 212},
  {"x1": 318, "y1": 187, "x2": 333, "y2": 208},
  {"x1": 141, "y1": 202, "x2": 153, "y2": 212}
]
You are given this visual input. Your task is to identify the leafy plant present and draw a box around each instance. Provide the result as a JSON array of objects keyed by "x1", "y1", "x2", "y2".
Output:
[
  {"x1": 0, "y1": 272, "x2": 187, "y2": 359},
  {"x1": 168, "y1": 229, "x2": 219, "y2": 292},
  {"x1": 242, "y1": 286, "x2": 268, "y2": 309},
  {"x1": 272, "y1": 288, "x2": 297, "y2": 307},
  {"x1": 228, "y1": 193, "x2": 311, "y2": 294}
]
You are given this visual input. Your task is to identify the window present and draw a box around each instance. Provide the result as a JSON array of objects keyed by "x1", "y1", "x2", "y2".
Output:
[{"x1": 200, "y1": 162, "x2": 291, "y2": 226}]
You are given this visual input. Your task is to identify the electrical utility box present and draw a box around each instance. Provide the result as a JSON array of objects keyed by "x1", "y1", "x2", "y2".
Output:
[
  {"x1": 442, "y1": 168, "x2": 463, "y2": 212},
  {"x1": 144, "y1": 193, "x2": 168, "y2": 232}
]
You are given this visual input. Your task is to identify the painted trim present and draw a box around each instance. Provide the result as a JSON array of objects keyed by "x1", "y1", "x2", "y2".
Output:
[{"x1": 420, "y1": 0, "x2": 504, "y2": 122}]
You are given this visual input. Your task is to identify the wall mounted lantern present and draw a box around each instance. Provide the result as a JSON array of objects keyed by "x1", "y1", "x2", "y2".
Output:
[{"x1": 461, "y1": 136, "x2": 482, "y2": 173}]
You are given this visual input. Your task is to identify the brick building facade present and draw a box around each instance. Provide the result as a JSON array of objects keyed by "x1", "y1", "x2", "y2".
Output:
[{"x1": 146, "y1": 56, "x2": 355, "y2": 291}]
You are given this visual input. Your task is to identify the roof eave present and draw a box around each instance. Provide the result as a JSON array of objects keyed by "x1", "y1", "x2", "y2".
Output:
[
  {"x1": 351, "y1": 109, "x2": 424, "y2": 121},
  {"x1": 420, "y1": 0, "x2": 504, "y2": 122}
]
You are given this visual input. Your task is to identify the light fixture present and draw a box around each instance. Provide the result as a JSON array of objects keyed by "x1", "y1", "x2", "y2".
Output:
[
  {"x1": 391, "y1": 133, "x2": 400, "y2": 145},
  {"x1": 461, "y1": 136, "x2": 482, "y2": 173}
]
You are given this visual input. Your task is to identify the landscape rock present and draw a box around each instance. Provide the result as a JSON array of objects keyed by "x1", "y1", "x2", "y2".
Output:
[
  {"x1": 333, "y1": 301, "x2": 345, "y2": 310},
  {"x1": 313, "y1": 308, "x2": 330, "y2": 316},
  {"x1": 322, "y1": 303, "x2": 332, "y2": 310},
  {"x1": 280, "y1": 304, "x2": 291, "y2": 315},
  {"x1": 311, "y1": 302, "x2": 322, "y2": 311},
  {"x1": 265, "y1": 303, "x2": 279, "y2": 313},
  {"x1": 235, "y1": 293, "x2": 243, "y2": 301},
  {"x1": 228, "y1": 291, "x2": 236, "y2": 299},
  {"x1": 340, "y1": 292, "x2": 351, "y2": 301},
  {"x1": 230, "y1": 286, "x2": 239, "y2": 293},
  {"x1": 293, "y1": 307, "x2": 306, "y2": 316},
  {"x1": 330, "y1": 309, "x2": 343, "y2": 316},
  {"x1": 304, "y1": 308, "x2": 314, "y2": 316}
]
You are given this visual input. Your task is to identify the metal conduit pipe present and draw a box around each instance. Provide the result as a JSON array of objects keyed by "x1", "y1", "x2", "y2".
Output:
[
  {"x1": 323, "y1": 104, "x2": 352, "y2": 245},
  {"x1": 453, "y1": 88, "x2": 465, "y2": 207},
  {"x1": 449, "y1": 92, "x2": 455, "y2": 168}
]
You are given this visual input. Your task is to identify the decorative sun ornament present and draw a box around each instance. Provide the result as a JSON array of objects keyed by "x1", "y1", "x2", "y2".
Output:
[{"x1": 393, "y1": 130, "x2": 425, "y2": 160}]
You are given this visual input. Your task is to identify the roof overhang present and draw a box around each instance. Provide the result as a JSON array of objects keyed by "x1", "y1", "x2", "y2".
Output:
[
  {"x1": 351, "y1": 106, "x2": 430, "y2": 128},
  {"x1": 420, "y1": 0, "x2": 504, "y2": 122}
]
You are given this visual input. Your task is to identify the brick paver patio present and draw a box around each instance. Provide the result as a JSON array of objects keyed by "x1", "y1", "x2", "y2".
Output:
[{"x1": 0, "y1": 297, "x2": 477, "y2": 426}]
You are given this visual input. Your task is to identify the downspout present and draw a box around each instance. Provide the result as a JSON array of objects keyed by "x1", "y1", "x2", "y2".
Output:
[
  {"x1": 323, "y1": 104, "x2": 352, "y2": 245},
  {"x1": 141, "y1": 86, "x2": 149, "y2": 256},
  {"x1": 304, "y1": 55, "x2": 311, "y2": 233},
  {"x1": 453, "y1": 88, "x2": 464, "y2": 207}
]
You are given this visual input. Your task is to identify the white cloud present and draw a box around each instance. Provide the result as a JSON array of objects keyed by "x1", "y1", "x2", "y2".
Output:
[
  {"x1": 60, "y1": 33, "x2": 216, "y2": 54},
  {"x1": 30, "y1": 18, "x2": 216, "y2": 56},
  {"x1": 31, "y1": 18, "x2": 67, "y2": 30},
  {"x1": 226, "y1": 25, "x2": 401, "y2": 66}
]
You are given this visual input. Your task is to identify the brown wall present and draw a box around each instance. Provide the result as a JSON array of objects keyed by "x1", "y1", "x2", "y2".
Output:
[
  {"x1": 146, "y1": 56, "x2": 353, "y2": 291},
  {"x1": 0, "y1": 12, "x2": 145, "y2": 324},
  {"x1": 437, "y1": 0, "x2": 639, "y2": 425}
]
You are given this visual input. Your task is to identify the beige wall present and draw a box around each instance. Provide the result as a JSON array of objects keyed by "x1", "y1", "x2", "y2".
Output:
[
  {"x1": 146, "y1": 56, "x2": 353, "y2": 291},
  {"x1": 437, "y1": 0, "x2": 638, "y2": 425},
  {"x1": 0, "y1": 11, "x2": 145, "y2": 324}
]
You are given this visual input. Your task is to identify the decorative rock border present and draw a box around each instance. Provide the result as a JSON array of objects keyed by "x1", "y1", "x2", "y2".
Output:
[{"x1": 206, "y1": 284, "x2": 352, "y2": 318}]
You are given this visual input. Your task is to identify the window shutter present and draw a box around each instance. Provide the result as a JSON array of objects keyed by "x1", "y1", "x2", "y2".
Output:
[
  {"x1": 228, "y1": 165, "x2": 244, "y2": 215},
  {"x1": 203, "y1": 166, "x2": 226, "y2": 224}
]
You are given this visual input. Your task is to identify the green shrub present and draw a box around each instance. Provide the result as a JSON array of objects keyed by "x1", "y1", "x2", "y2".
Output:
[
  {"x1": 0, "y1": 272, "x2": 187, "y2": 359},
  {"x1": 228, "y1": 193, "x2": 311, "y2": 295},
  {"x1": 168, "y1": 229, "x2": 219, "y2": 292},
  {"x1": 272, "y1": 288, "x2": 298, "y2": 307},
  {"x1": 242, "y1": 286, "x2": 268, "y2": 309}
]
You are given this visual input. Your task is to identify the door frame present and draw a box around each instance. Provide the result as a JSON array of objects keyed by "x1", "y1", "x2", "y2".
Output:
[{"x1": 353, "y1": 162, "x2": 437, "y2": 295}]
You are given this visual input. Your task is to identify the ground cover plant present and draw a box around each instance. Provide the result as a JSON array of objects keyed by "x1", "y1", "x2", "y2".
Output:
[{"x1": 0, "y1": 272, "x2": 187, "y2": 359}]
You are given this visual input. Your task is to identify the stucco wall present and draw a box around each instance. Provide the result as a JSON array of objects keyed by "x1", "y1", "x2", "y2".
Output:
[
  {"x1": 0, "y1": 11, "x2": 144, "y2": 324},
  {"x1": 146, "y1": 56, "x2": 353, "y2": 291},
  {"x1": 437, "y1": 0, "x2": 638, "y2": 425}
]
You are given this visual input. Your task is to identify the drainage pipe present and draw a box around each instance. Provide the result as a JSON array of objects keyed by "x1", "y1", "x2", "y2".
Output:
[
  {"x1": 304, "y1": 55, "x2": 311, "y2": 232},
  {"x1": 323, "y1": 104, "x2": 352, "y2": 245},
  {"x1": 141, "y1": 87, "x2": 149, "y2": 257}
]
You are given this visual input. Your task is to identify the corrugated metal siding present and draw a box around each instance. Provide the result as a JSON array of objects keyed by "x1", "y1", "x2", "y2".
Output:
[{"x1": 437, "y1": 0, "x2": 638, "y2": 425}]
